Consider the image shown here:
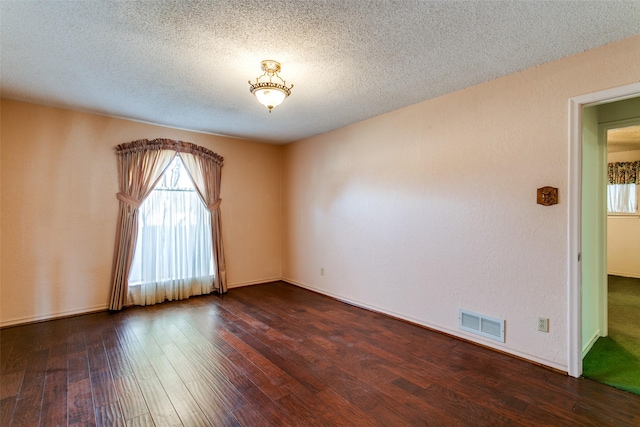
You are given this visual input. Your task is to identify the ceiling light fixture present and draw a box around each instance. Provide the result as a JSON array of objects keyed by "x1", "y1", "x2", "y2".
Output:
[{"x1": 248, "y1": 60, "x2": 293, "y2": 112}]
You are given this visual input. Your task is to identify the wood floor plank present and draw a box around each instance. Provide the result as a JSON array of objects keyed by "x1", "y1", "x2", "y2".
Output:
[
  {"x1": 85, "y1": 316, "x2": 107, "y2": 348},
  {"x1": 225, "y1": 351, "x2": 290, "y2": 401},
  {"x1": 171, "y1": 322, "x2": 258, "y2": 391},
  {"x1": 40, "y1": 370, "x2": 68, "y2": 427},
  {"x1": 67, "y1": 350, "x2": 90, "y2": 384},
  {"x1": 320, "y1": 365, "x2": 415, "y2": 425},
  {"x1": 0, "y1": 397, "x2": 16, "y2": 427},
  {"x1": 190, "y1": 356, "x2": 249, "y2": 414},
  {"x1": 10, "y1": 348, "x2": 49, "y2": 426},
  {"x1": 135, "y1": 333, "x2": 164, "y2": 360},
  {"x1": 185, "y1": 379, "x2": 240, "y2": 427},
  {"x1": 215, "y1": 326, "x2": 288, "y2": 380},
  {"x1": 369, "y1": 376, "x2": 462, "y2": 425},
  {"x1": 112, "y1": 374, "x2": 148, "y2": 421},
  {"x1": 214, "y1": 315, "x2": 329, "y2": 395},
  {"x1": 313, "y1": 388, "x2": 379, "y2": 426},
  {"x1": 230, "y1": 404, "x2": 271, "y2": 427},
  {"x1": 113, "y1": 318, "x2": 139, "y2": 345},
  {"x1": 214, "y1": 301, "x2": 338, "y2": 372},
  {"x1": 221, "y1": 290, "x2": 400, "y2": 387},
  {"x1": 67, "y1": 317, "x2": 88, "y2": 355},
  {"x1": 166, "y1": 327, "x2": 258, "y2": 400},
  {"x1": 2, "y1": 281, "x2": 640, "y2": 426},
  {"x1": 274, "y1": 392, "x2": 336, "y2": 427},
  {"x1": 458, "y1": 374, "x2": 529, "y2": 414},
  {"x1": 0, "y1": 328, "x2": 20, "y2": 373},
  {"x1": 171, "y1": 397, "x2": 212, "y2": 427},
  {"x1": 1, "y1": 336, "x2": 32, "y2": 375},
  {"x1": 570, "y1": 398, "x2": 639, "y2": 426},
  {"x1": 119, "y1": 340, "x2": 153, "y2": 379},
  {"x1": 95, "y1": 401, "x2": 126, "y2": 427},
  {"x1": 67, "y1": 377, "x2": 95, "y2": 426},
  {"x1": 128, "y1": 354, "x2": 183, "y2": 426},
  {"x1": 126, "y1": 413, "x2": 154, "y2": 427},
  {"x1": 159, "y1": 342, "x2": 203, "y2": 383},
  {"x1": 104, "y1": 338, "x2": 133, "y2": 380},
  {"x1": 136, "y1": 382, "x2": 182, "y2": 427},
  {"x1": 90, "y1": 366, "x2": 118, "y2": 408},
  {"x1": 31, "y1": 321, "x2": 64, "y2": 352},
  {"x1": 147, "y1": 325, "x2": 174, "y2": 347},
  {"x1": 87, "y1": 342, "x2": 110, "y2": 371},
  {"x1": 0, "y1": 372, "x2": 23, "y2": 400},
  {"x1": 424, "y1": 381, "x2": 525, "y2": 425},
  {"x1": 147, "y1": 354, "x2": 211, "y2": 426}
]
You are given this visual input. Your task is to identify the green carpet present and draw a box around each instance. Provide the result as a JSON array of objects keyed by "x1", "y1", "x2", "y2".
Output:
[{"x1": 583, "y1": 275, "x2": 640, "y2": 395}]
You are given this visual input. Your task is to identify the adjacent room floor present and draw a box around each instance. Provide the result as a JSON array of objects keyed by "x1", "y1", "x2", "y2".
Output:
[
  {"x1": 583, "y1": 275, "x2": 640, "y2": 395},
  {"x1": 2, "y1": 281, "x2": 639, "y2": 426}
]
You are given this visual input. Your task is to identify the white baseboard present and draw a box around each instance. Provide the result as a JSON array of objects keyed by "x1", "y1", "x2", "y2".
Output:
[
  {"x1": 607, "y1": 271, "x2": 640, "y2": 279},
  {"x1": 281, "y1": 277, "x2": 567, "y2": 373},
  {"x1": 582, "y1": 330, "x2": 602, "y2": 358},
  {"x1": 227, "y1": 277, "x2": 282, "y2": 289},
  {"x1": 0, "y1": 304, "x2": 109, "y2": 328},
  {"x1": 1, "y1": 277, "x2": 282, "y2": 328}
]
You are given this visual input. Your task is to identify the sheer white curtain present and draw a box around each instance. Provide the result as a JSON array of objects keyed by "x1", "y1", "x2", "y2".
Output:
[
  {"x1": 128, "y1": 155, "x2": 215, "y2": 305},
  {"x1": 607, "y1": 184, "x2": 637, "y2": 214}
]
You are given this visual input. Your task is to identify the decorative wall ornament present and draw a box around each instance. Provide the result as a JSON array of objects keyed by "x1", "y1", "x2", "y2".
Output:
[{"x1": 537, "y1": 186, "x2": 558, "y2": 206}]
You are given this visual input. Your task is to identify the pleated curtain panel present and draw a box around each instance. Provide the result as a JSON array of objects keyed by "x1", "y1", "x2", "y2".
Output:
[{"x1": 108, "y1": 138, "x2": 226, "y2": 311}]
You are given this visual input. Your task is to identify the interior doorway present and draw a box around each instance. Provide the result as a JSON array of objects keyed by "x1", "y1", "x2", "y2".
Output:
[
  {"x1": 580, "y1": 118, "x2": 640, "y2": 393},
  {"x1": 567, "y1": 83, "x2": 640, "y2": 378},
  {"x1": 582, "y1": 112, "x2": 640, "y2": 358},
  {"x1": 605, "y1": 122, "x2": 640, "y2": 287}
]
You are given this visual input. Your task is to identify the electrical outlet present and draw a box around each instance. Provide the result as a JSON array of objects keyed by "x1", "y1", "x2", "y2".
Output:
[
  {"x1": 320, "y1": 267, "x2": 324, "y2": 276},
  {"x1": 538, "y1": 317, "x2": 549, "y2": 333}
]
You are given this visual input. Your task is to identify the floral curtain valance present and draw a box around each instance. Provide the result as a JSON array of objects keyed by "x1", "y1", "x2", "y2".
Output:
[{"x1": 608, "y1": 161, "x2": 640, "y2": 184}]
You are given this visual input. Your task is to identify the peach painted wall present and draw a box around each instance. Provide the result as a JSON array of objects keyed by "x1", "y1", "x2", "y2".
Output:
[
  {"x1": 607, "y1": 149, "x2": 640, "y2": 278},
  {"x1": 282, "y1": 36, "x2": 640, "y2": 371},
  {"x1": 0, "y1": 100, "x2": 282, "y2": 326}
]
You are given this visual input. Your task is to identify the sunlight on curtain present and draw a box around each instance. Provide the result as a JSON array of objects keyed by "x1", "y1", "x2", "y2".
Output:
[
  {"x1": 128, "y1": 155, "x2": 214, "y2": 305},
  {"x1": 607, "y1": 184, "x2": 637, "y2": 214}
]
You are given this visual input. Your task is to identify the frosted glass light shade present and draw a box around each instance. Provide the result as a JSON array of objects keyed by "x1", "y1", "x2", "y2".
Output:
[
  {"x1": 254, "y1": 87, "x2": 287, "y2": 110},
  {"x1": 248, "y1": 60, "x2": 293, "y2": 112}
]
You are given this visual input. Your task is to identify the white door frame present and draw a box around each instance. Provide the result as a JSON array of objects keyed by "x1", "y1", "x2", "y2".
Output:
[{"x1": 567, "y1": 82, "x2": 640, "y2": 378}]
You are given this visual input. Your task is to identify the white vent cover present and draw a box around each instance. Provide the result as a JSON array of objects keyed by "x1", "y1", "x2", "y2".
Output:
[{"x1": 459, "y1": 309, "x2": 505, "y2": 342}]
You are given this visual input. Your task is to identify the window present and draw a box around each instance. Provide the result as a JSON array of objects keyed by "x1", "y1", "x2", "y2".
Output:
[
  {"x1": 607, "y1": 184, "x2": 638, "y2": 214},
  {"x1": 128, "y1": 155, "x2": 214, "y2": 304},
  {"x1": 607, "y1": 160, "x2": 640, "y2": 216}
]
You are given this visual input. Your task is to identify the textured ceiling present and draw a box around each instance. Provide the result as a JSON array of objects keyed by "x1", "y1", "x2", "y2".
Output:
[
  {"x1": 1, "y1": 1, "x2": 639, "y2": 144},
  {"x1": 608, "y1": 125, "x2": 640, "y2": 153}
]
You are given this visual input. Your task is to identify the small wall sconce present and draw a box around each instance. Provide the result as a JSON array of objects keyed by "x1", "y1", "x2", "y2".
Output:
[{"x1": 537, "y1": 187, "x2": 558, "y2": 206}]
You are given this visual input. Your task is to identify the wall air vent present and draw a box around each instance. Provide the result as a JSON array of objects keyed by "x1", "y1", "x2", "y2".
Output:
[{"x1": 459, "y1": 309, "x2": 505, "y2": 342}]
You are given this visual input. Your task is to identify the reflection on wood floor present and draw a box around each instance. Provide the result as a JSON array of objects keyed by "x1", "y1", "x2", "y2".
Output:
[{"x1": 2, "y1": 281, "x2": 639, "y2": 426}]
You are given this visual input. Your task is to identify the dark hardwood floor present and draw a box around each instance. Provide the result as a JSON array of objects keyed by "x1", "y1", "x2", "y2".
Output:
[{"x1": 1, "y1": 281, "x2": 639, "y2": 426}]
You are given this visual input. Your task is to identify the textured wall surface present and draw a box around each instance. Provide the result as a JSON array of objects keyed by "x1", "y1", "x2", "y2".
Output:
[
  {"x1": 282, "y1": 36, "x2": 640, "y2": 371},
  {"x1": 0, "y1": 100, "x2": 282, "y2": 326}
]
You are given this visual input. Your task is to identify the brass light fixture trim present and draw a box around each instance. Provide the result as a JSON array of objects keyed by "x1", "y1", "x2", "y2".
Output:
[{"x1": 248, "y1": 60, "x2": 293, "y2": 112}]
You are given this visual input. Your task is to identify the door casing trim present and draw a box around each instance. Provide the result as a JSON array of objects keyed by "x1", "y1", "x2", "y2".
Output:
[{"x1": 567, "y1": 82, "x2": 640, "y2": 378}]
